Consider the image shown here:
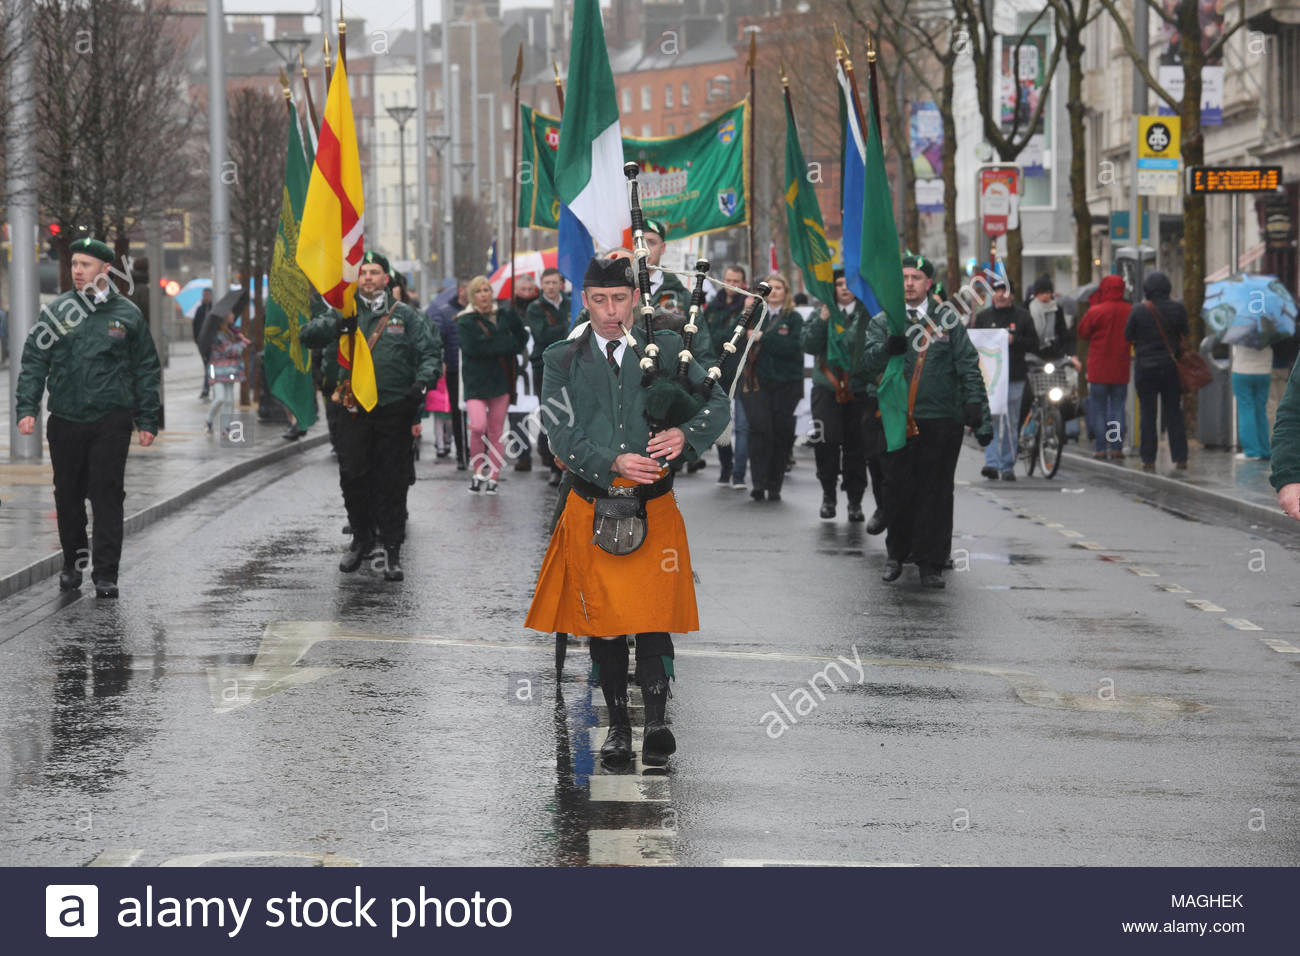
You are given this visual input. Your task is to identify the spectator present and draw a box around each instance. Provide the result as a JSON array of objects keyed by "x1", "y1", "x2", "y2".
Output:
[
  {"x1": 1270, "y1": 356, "x2": 1300, "y2": 518},
  {"x1": 1124, "y1": 271, "x2": 1188, "y2": 472},
  {"x1": 427, "y1": 279, "x2": 468, "y2": 469},
  {"x1": 1077, "y1": 274, "x2": 1131, "y2": 460},
  {"x1": 973, "y1": 276, "x2": 1035, "y2": 480},
  {"x1": 192, "y1": 287, "x2": 213, "y2": 400},
  {"x1": 1232, "y1": 341, "x2": 1273, "y2": 461},
  {"x1": 205, "y1": 309, "x2": 250, "y2": 436},
  {"x1": 1026, "y1": 273, "x2": 1072, "y2": 360},
  {"x1": 510, "y1": 272, "x2": 542, "y2": 471},
  {"x1": 457, "y1": 275, "x2": 528, "y2": 493}
]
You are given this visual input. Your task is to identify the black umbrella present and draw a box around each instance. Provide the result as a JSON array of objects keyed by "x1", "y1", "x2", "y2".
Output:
[{"x1": 198, "y1": 286, "x2": 250, "y2": 353}]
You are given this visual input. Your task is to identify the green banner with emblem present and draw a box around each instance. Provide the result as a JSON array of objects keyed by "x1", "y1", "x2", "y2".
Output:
[{"x1": 519, "y1": 100, "x2": 749, "y2": 238}]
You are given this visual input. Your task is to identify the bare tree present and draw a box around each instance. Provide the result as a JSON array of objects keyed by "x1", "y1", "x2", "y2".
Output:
[
  {"x1": 228, "y1": 86, "x2": 289, "y2": 403},
  {"x1": 1098, "y1": 0, "x2": 1247, "y2": 344},
  {"x1": 951, "y1": 0, "x2": 1064, "y2": 293},
  {"x1": 32, "y1": 0, "x2": 198, "y2": 290},
  {"x1": 453, "y1": 195, "x2": 495, "y2": 279}
]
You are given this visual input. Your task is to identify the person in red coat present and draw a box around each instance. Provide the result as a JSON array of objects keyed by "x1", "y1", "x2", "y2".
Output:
[{"x1": 1077, "y1": 275, "x2": 1131, "y2": 460}]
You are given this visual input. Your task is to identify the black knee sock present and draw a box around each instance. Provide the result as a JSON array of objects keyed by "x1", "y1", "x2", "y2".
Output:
[
  {"x1": 634, "y1": 632, "x2": 675, "y2": 694},
  {"x1": 589, "y1": 636, "x2": 630, "y2": 709}
]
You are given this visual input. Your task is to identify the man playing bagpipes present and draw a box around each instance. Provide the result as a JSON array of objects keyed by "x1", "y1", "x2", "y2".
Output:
[{"x1": 526, "y1": 164, "x2": 768, "y2": 768}]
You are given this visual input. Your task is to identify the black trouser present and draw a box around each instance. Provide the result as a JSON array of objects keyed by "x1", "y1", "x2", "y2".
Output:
[
  {"x1": 335, "y1": 398, "x2": 417, "y2": 546},
  {"x1": 534, "y1": 363, "x2": 558, "y2": 473},
  {"x1": 1135, "y1": 362, "x2": 1187, "y2": 465},
  {"x1": 881, "y1": 418, "x2": 964, "y2": 573},
  {"x1": 741, "y1": 380, "x2": 801, "y2": 494},
  {"x1": 322, "y1": 384, "x2": 343, "y2": 452},
  {"x1": 444, "y1": 367, "x2": 466, "y2": 465},
  {"x1": 48, "y1": 410, "x2": 134, "y2": 583},
  {"x1": 811, "y1": 386, "x2": 868, "y2": 504},
  {"x1": 589, "y1": 632, "x2": 676, "y2": 694},
  {"x1": 861, "y1": 403, "x2": 887, "y2": 512}
]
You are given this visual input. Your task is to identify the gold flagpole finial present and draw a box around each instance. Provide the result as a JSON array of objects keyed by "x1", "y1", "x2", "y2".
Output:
[
  {"x1": 279, "y1": 67, "x2": 291, "y2": 94},
  {"x1": 867, "y1": 30, "x2": 877, "y2": 62},
  {"x1": 298, "y1": 48, "x2": 308, "y2": 76},
  {"x1": 779, "y1": 57, "x2": 788, "y2": 87}
]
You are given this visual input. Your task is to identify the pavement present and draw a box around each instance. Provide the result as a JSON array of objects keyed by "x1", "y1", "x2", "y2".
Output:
[{"x1": 0, "y1": 347, "x2": 329, "y2": 599}]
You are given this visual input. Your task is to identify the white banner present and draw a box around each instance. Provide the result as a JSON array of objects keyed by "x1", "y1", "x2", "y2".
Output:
[{"x1": 968, "y1": 328, "x2": 1010, "y2": 416}]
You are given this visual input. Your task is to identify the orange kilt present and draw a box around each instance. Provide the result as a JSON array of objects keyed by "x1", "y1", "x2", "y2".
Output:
[{"x1": 525, "y1": 483, "x2": 699, "y2": 637}]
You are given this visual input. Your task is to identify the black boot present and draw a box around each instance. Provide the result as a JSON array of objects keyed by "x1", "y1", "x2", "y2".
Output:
[
  {"x1": 847, "y1": 498, "x2": 866, "y2": 522},
  {"x1": 59, "y1": 564, "x2": 83, "y2": 591},
  {"x1": 635, "y1": 635, "x2": 676, "y2": 767},
  {"x1": 383, "y1": 544, "x2": 404, "y2": 582},
  {"x1": 339, "y1": 534, "x2": 372, "y2": 573},
  {"x1": 591, "y1": 637, "x2": 633, "y2": 766},
  {"x1": 865, "y1": 509, "x2": 887, "y2": 535},
  {"x1": 819, "y1": 495, "x2": 836, "y2": 520}
]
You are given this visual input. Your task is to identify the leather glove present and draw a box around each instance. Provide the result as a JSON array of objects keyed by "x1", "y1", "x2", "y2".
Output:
[
  {"x1": 407, "y1": 382, "x2": 426, "y2": 404},
  {"x1": 886, "y1": 334, "x2": 908, "y2": 356},
  {"x1": 963, "y1": 402, "x2": 983, "y2": 429},
  {"x1": 977, "y1": 429, "x2": 993, "y2": 448},
  {"x1": 336, "y1": 314, "x2": 357, "y2": 337}
]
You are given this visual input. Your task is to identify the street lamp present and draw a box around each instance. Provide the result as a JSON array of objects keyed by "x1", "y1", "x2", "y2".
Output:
[
  {"x1": 267, "y1": 36, "x2": 310, "y2": 67},
  {"x1": 387, "y1": 105, "x2": 416, "y2": 260}
]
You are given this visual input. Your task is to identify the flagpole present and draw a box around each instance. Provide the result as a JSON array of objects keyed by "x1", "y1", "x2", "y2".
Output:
[
  {"x1": 552, "y1": 58, "x2": 565, "y2": 114},
  {"x1": 337, "y1": 8, "x2": 347, "y2": 74},
  {"x1": 298, "y1": 50, "x2": 320, "y2": 140},
  {"x1": 746, "y1": 28, "x2": 757, "y2": 284},
  {"x1": 835, "y1": 28, "x2": 868, "y2": 142},
  {"x1": 509, "y1": 43, "x2": 523, "y2": 302},
  {"x1": 865, "y1": 31, "x2": 883, "y2": 136},
  {"x1": 323, "y1": 33, "x2": 332, "y2": 88}
]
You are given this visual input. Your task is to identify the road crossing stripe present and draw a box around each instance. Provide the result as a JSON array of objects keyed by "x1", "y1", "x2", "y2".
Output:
[
  {"x1": 1058, "y1": 529, "x2": 1084, "y2": 538},
  {"x1": 1185, "y1": 599, "x2": 1225, "y2": 612},
  {"x1": 588, "y1": 775, "x2": 671, "y2": 802},
  {"x1": 1158, "y1": 583, "x2": 1191, "y2": 593},
  {"x1": 88, "y1": 849, "x2": 142, "y2": 867},
  {"x1": 1225, "y1": 619, "x2": 1262, "y2": 630},
  {"x1": 1127, "y1": 566, "x2": 1159, "y2": 576},
  {"x1": 587, "y1": 829, "x2": 675, "y2": 866},
  {"x1": 1076, "y1": 542, "x2": 1104, "y2": 550},
  {"x1": 1260, "y1": 638, "x2": 1299, "y2": 653}
]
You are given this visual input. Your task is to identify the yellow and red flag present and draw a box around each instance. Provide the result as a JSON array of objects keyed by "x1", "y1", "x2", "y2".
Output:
[{"x1": 295, "y1": 58, "x2": 377, "y2": 410}]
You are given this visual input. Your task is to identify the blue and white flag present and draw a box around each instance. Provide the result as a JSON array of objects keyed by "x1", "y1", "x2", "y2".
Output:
[{"x1": 836, "y1": 62, "x2": 882, "y2": 316}]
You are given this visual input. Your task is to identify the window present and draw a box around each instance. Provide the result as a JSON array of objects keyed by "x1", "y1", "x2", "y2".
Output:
[
  {"x1": 681, "y1": 82, "x2": 690, "y2": 106},
  {"x1": 540, "y1": 96, "x2": 551, "y2": 115},
  {"x1": 622, "y1": 88, "x2": 632, "y2": 113},
  {"x1": 665, "y1": 84, "x2": 674, "y2": 108},
  {"x1": 360, "y1": 74, "x2": 369, "y2": 97},
  {"x1": 666, "y1": 122, "x2": 675, "y2": 135},
  {"x1": 642, "y1": 85, "x2": 652, "y2": 110},
  {"x1": 707, "y1": 75, "x2": 731, "y2": 101},
  {"x1": 642, "y1": 124, "x2": 652, "y2": 137},
  {"x1": 502, "y1": 102, "x2": 512, "y2": 130},
  {"x1": 1281, "y1": 25, "x2": 1300, "y2": 135}
]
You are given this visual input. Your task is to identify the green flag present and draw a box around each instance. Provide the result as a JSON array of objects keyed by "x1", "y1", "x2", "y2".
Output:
[
  {"x1": 857, "y1": 77, "x2": 908, "y2": 452},
  {"x1": 520, "y1": 100, "x2": 749, "y2": 238},
  {"x1": 782, "y1": 92, "x2": 837, "y2": 343},
  {"x1": 264, "y1": 101, "x2": 317, "y2": 428}
]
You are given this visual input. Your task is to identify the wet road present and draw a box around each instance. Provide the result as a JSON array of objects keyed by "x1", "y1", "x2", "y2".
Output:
[{"x1": 1, "y1": 441, "x2": 1297, "y2": 867}]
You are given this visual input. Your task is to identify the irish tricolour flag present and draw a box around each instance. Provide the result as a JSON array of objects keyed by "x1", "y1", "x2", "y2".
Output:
[{"x1": 556, "y1": 0, "x2": 631, "y2": 320}]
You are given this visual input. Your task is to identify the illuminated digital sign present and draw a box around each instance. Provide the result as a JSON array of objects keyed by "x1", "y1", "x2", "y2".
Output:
[{"x1": 1187, "y1": 166, "x2": 1282, "y2": 194}]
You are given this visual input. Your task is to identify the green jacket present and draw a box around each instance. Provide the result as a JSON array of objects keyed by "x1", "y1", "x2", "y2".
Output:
[
  {"x1": 862, "y1": 302, "x2": 990, "y2": 425},
  {"x1": 753, "y1": 307, "x2": 805, "y2": 385},
  {"x1": 1270, "y1": 358, "x2": 1300, "y2": 490},
  {"x1": 299, "y1": 291, "x2": 441, "y2": 407},
  {"x1": 525, "y1": 295, "x2": 571, "y2": 371},
  {"x1": 541, "y1": 324, "x2": 731, "y2": 488},
  {"x1": 650, "y1": 270, "x2": 690, "y2": 312},
  {"x1": 801, "y1": 300, "x2": 872, "y2": 395},
  {"x1": 16, "y1": 287, "x2": 162, "y2": 432},
  {"x1": 457, "y1": 305, "x2": 528, "y2": 400}
]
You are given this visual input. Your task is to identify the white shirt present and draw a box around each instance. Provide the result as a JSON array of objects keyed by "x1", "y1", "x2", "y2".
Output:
[
  {"x1": 592, "y1": 328, "x2": 627, "y2": 369},
  {"x1": 360, "y1": 292, "x2": 386, "y2": 312},
  {"x1": 1232, "y1": 343, "x2": 1274, "y2": 376}
]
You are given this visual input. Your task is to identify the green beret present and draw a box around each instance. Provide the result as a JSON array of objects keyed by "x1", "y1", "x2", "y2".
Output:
[
  {"x1": 584, "y1": 256, "x2": 635, "y2": 289},
  {"x1": 644, "y1": 218, "x2": 667, "y2": 240},
  {"x1": 901, "y1": 252, "x2": 934, "y2": 279},
  {"x1": 70, "y1": 237, "x2": 114, "y2": 263},
  {"x1": 362, "y1": 250, "x2": 390, "y2": 273}
]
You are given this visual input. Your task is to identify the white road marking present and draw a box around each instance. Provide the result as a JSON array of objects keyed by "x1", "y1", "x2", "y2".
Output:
[
  {"x1": 587, "y1": 829, "x2": 675, "y2": 866},
  {"x1": 87, "y1": 848, "x2": 142, "y2": 867},
  {"x1": 1127, "y1": 566, "x2": 1159, "y2": 577},
  {"x1": 1260, "y1": 638, "x2": 1299, "y2": 653},
  {"x1": 722, "y1": 859, "x2": 927, "y2": 867},
  {"x1": 1057, "y1": 529, "x2": 1085, "y2": 538},
  {"x1": 588, "y1": 775, "x2": 670, "y2": 802},
  {"x1": 590, "y1": 727, "x2": 644, "y2": 751},
  {"x1": 1158, "y1": 583, "x2": 1192, "y2": 593},
  {"x1": 1076, "y1": 542, "x2": 1105, "y2": 550},
  {"x1": 1185, "y1": 599, "x2": 1226, "y2": 612},
  {"x1": 1225, "y1": 619, "x2": 1263, "y2": 631}
]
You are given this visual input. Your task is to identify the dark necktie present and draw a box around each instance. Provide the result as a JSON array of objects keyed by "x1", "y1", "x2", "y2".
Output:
[{"x1": 606, "y1": 339, "x2": 620, "y2": 373}]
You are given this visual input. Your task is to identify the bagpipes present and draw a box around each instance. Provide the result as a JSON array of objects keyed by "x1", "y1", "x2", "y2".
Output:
[{"x1": 622, "y1": 161, "x2": 771, "y2": 430}]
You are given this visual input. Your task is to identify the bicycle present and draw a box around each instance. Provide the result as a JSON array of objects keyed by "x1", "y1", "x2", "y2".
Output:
[{"x1": 1018, "y1": 355, "x2": 1079, "y2": 479}]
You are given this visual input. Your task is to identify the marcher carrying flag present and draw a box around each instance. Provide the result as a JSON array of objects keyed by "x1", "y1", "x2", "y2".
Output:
[
  {"x1": 555, "y1": 0, "x2": 631, "y2": 321},
  {"x1": 295, "y1": 57, "x2": 377, "y2": 410},
  {"x1": 781, "y1": 71, "x2": 836, "y2": 337}
]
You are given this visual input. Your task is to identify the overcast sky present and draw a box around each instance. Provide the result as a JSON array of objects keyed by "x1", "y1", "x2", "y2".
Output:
[{"x1": 235, "y1": 1, "x2": 569, "y2": 36}]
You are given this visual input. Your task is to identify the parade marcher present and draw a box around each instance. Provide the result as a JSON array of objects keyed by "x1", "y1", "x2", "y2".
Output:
[
  {"x1": 524, "y1": 256, "x2": 730, "y2": 767},
  {"x1": 525, "y1": 267, "x2": 572, "y2": 487},
  {"x1": 801, "y1": 269, "x2": 875, "y2": 524},
  {"x1": 16, "y1": 237, "x2": 162, "y2": 598},
  {"x1": 863, "y1": 255, "x2": 991, "y2": 588},
  {"x1": 739, "y1": 273, "x2": 804, "y2": 502},
  {"x1": 204, "y1": 309, "x2": 250, "y2": 436},
  {"x1": 298, "y1": 250, "x2": 441, "y2": 581},
  {"x1": 458, "y1": 274, "x2": 528, "y2": 493},
  {"x1": 1270, "y1": 355, "x2": 1300, "y2": 518},
  {"x1": 428, "y1": 279, "x2": 469, "y2": 469},
  {"x1": 1076, "y1": 274, "x2": 1132, "y2": 460},
  {"x1": 705, "y1": 264, "x2": 750, "y2": 488},
  {"x1": 510, "y1": 272, "x2": 542, "y2": 472},
  {"x1": 643, "y1": 217, "x2": 690, "y2": 313},
  {"x1": 193, "y1": 287, "x2": 213, "y2": 400},
  {"x1": 972, "y1": 276, "x2": 1035, "y2": 478},
  {"x1": 1124, "y1": 271, "x2": 1189, "y2": 473}
]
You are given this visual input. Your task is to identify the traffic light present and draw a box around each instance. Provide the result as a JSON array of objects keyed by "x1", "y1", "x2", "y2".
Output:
[{"x1": 45, "y1": 223, "x2": 61, "y2": 259}]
